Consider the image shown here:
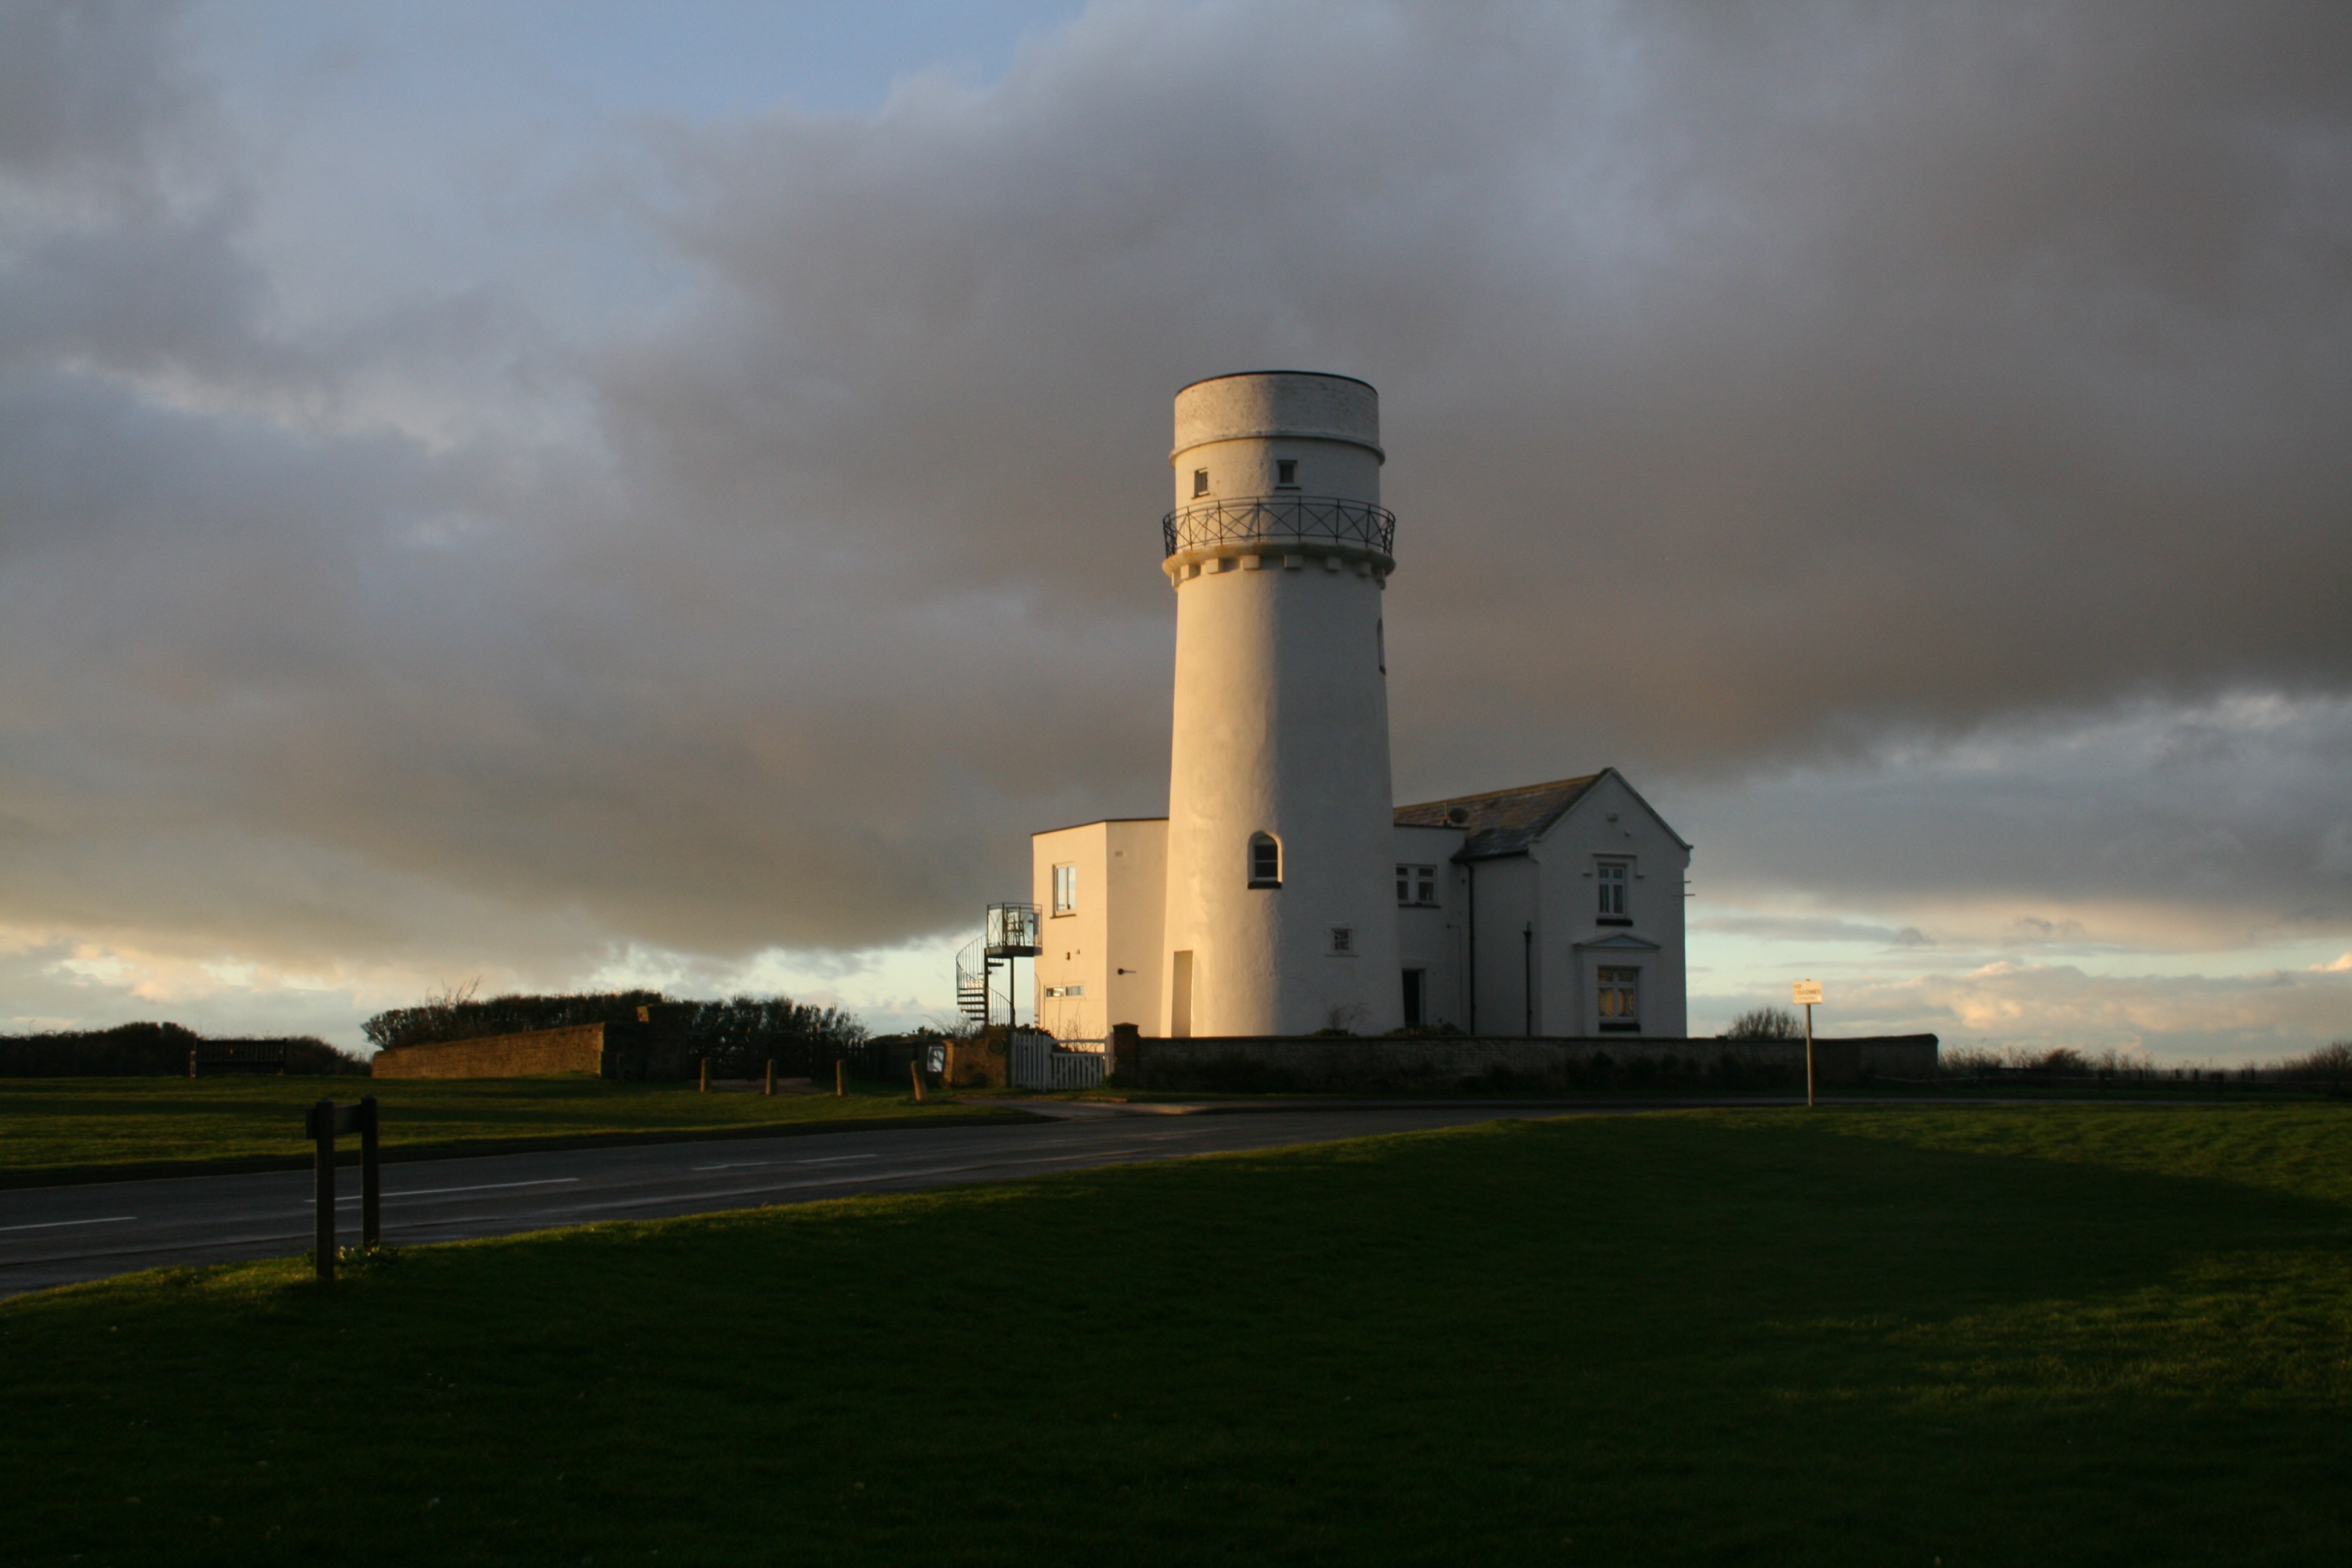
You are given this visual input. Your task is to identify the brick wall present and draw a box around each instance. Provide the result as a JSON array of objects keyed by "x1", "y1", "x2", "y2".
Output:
[
  {"x1": 1108, "y1": 1026, "x2": 1936, "y2": 1092},
  {"x1": 368, "y1": 1023, "x2": 608, "y2": 1079}
]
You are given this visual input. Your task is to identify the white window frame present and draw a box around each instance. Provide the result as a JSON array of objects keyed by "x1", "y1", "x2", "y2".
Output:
[
  {"x1": 1596, "y1": 965, "x2": 1639, "y2": 1031},
  {"x1": 1596, "y1": 860, "x2": 1630, "y2": 920},
  {"x1": 1051, "y1": 862, "x2": 1077, "y2": 916},
  {"x1": 1396, "y1": 863, "x2": 1440, "y2": 907}
]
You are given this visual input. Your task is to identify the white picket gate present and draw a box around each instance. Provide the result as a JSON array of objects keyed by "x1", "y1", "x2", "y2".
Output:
[{"x1": 1010, "y1": 1028, "x2": 1108, "y2": 1091}]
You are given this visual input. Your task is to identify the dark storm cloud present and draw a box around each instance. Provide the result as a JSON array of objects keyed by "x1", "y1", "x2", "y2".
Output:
[
  {"x1": 626, "y1": 0, "x2": 2352, "y2": 775},
  {"x1": 1, "y1": 0, "x2": 2348, "y2": 1003}
]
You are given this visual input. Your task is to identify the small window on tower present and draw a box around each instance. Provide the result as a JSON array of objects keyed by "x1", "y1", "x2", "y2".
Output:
[
  {"x1": 1276, "y1": 459, "x2": 1298, "y2": 488},
  {"x1": 1330, "y1": 926, "x2": 1353, "y2": 954},
  {"x1": 1193, "y1": 469, "x2": 1210, "y2": 498},
  {"x1": 1051, "y1": 863, "x2": 1077, "y2": 915},
  {"x1": 1248, "y1": 832, "x2": 1281, "y2": 888}
]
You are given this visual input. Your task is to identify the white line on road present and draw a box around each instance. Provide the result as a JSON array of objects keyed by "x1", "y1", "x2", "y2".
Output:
[
  {"x1": 307, "y1": 1177, "x2": 581, "y2": 1206},
  {"x1": 0, "y1": 1215, "x2": 137, "y2": 1234},
  {"x1": 692, "y1": 1154, "x2": 880, "y2": 1171}
]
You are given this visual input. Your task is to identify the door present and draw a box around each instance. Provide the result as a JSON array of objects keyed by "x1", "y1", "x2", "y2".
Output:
[
  {"x1": 1171, "y1": 950, "x2": 1194, "y2": 1037},
  {"x1": 1402, "y1": 967, "x2": 1425, "y2": 1028}
]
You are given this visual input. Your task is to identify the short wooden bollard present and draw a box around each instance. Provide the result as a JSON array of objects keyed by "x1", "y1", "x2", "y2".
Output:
[
  {"x1": 305, "y1": 1096, "x2": 381, "y2": 1282},
  {"x1": 909, "y1": 1060, "x2": 927, "y2": 1102},
  {"x1": 699, "y1": 1057, "x2": 710, "y2": 1094},
  {"x1": 763, "y1": 1058, "x2": 776, "y2": 1097},
  {"x1": 186, "y1": 1047, "x2": 197, "y2": 1079},
  {"x1": 834, "y1": 1060, "x2": 845, "y2": 1097}
]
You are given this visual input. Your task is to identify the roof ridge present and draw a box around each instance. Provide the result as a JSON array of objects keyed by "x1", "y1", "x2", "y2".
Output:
[{"x1": 1395, "y1": 773, "x2": 1600, "y2": 814}]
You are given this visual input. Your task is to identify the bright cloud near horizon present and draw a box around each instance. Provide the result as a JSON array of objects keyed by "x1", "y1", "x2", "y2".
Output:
[{"x1": 2, "y1": 0, "x2": 2348, "y2": 1060}]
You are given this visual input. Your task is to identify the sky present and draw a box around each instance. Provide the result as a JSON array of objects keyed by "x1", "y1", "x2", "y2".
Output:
[{"x1": 2, "y1": 0, "x2": 2348, "y2": 1061}]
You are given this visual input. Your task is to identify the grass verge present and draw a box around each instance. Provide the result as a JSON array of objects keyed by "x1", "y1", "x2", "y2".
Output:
[
  {"x1": 3, "y1": 1103, "x2": 2348, "y2": 1565},
  {"x1": 0, "y1": 1076, "x2": 1019, "y2": 1183}
]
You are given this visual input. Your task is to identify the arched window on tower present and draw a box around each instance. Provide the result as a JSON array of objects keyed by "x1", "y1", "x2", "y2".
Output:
[{"x1": 1247, "y1": 832, "x2": 1282, "y2": 889}]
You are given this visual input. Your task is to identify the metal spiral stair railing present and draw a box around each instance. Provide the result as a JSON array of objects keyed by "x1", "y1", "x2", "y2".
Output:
[{"x1": 953, "y1": 903, "x2": 1042, "y2": 1027}]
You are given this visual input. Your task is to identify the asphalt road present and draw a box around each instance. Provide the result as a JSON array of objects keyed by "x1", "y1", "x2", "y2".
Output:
[{"x1": 0, "y1": 1103, "x2": 1534, "y2": 1299}]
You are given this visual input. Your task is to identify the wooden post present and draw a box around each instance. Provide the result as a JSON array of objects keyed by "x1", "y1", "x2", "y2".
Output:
[
  {"x1": 312, "y1": 1099, "x2": 336, "y2": 1282},
  {"x1": 187, "y1": 1046, "x2": 197, "y2": 1079},
  {"x1": 699, "y1": 1057, "x2": 709, "y2": 1093},
  {"x1": 834, "y1": 1059, "x2": 845, "y2": 1097},
  {"x1": 359, "y1": 1095, "x2": 381, "y2": 1251},
  {"x1": 1805, "y1": 1002, "x2": 1815, "y2": 1109},
  {"x1": 764, "y1": 1059, "x2": 775, "y2": 1097},
  {"x1": 909, "y1": 1060, "x2": 927, "y2": 1102}
]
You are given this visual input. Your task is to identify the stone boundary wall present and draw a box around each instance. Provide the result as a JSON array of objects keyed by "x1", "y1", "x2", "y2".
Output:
[
  {"x1": 369, "y1": 1024, "x2": 607, "y2": 1079},
  {"x1": 1106, "y1": 1027, "x2": 1937, "y2": 1093}
]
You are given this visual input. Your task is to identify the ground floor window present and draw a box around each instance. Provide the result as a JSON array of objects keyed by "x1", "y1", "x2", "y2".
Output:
[
  {"x1": 1597, "y1": 966, "x2": 1640, "y2": 1031},
  {"x1": 1402, "y1": 968, "x2": 1425, "y2": 1027}
]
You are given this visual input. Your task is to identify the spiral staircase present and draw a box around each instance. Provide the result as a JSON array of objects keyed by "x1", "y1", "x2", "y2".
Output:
[{"x1": 954, "y1": 901, "x2": 1041, "y2": 1028}]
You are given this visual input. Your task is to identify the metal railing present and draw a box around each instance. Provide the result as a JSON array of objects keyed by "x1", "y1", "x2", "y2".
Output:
[
  {"x1": 1161, "y1": 495, "x2": 1395, "y2": 560},
  {"x1": 986, "y1": 901, "x2": 1041, "y2": 958}
]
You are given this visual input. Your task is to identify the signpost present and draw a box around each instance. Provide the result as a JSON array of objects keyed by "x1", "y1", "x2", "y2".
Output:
[{"x1": 1791, "y1": 981, "x2": 1823, "y2": 1106}]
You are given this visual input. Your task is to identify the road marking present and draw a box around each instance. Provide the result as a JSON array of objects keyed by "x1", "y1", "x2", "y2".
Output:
[
  {"x1": 0, "y1": 1215, "x2": 137, "y2": 1234},
  {"x1": 692, "y1": 1154, "x2": 880, "y2": 1172},
  {"x1": 307, "y1": 1177, "x2": 580, "y2": 1205}
]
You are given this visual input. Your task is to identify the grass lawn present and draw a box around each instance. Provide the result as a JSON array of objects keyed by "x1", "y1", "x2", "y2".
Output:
[
  {"x1": 0, "y1": 1076, "x2": 1013, "y2": 1179},
  {"x1": 4, "y1": 1103, "x2": 2348, "y2": 1565}
]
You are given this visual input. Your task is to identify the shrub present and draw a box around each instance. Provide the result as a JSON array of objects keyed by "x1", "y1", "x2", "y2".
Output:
[
  {"x1": 2281, "y1": 1040, "x2": 2352, "y2": 1092},
  {"x1": 1723, "y1": 1007, "x2": 1801, "y2": 1040},
  {"x1": 0, "y1": 1022, "x2": 364, "y2": 1077}
]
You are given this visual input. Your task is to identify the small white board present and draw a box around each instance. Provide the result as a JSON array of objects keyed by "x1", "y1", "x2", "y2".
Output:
[{"x1": 1791, "y1": 979, "x2": 1824, "y2": 1006}]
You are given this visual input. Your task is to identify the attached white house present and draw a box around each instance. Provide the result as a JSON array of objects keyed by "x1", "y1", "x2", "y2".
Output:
[{"x1": 1032, "y1": 769, "x2": 1689, "y2": 1042}]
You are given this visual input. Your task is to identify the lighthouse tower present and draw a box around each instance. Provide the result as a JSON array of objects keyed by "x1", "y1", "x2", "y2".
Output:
[{"x1": 1158, "y1": 371, "x2": 1402, "y2": 1037}]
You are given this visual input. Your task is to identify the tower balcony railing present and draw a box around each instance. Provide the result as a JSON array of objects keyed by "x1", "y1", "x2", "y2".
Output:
[{"x1": 1161, "y1": 494, "x2": 1396, "y2": 560}]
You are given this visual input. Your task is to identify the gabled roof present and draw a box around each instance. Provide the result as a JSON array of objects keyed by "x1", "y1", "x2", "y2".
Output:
[{"x1": 1393, "y1": 775, "x2": 1602, "y2": 861}]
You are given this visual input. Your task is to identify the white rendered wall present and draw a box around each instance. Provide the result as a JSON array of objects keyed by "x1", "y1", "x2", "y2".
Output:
[
  {"x1": 1464, "y1": 855, "x2": 1540, "y2": 1037},
  {"x1": 1538, "y1": 773, "x2": 1691, "y2": 1038},
  {"x1": 1160, "y1": 373, "x2": 1402, "y2": 1036},
  {"x1": 1394, "y1": 823, "x2": 1466, "y2": 1029},
  {"x1": 1032, "y1": 818, "x2": 1166, "y2": 1042}
]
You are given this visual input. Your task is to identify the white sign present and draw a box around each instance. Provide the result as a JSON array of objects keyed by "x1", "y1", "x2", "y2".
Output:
[{"x1": 1791, "y1": 980, "x2": 1824, "y2": 1006}]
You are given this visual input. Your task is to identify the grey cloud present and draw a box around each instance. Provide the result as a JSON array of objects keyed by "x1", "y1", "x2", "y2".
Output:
[
  {"x1": 0, "y1": 0, "x2": 195, "y2": 182},
  {"x1": 1694, "y1": 914, "x2": 1933, "y2": 949},
  {"x1": 1703, "y1": 958, "x2": 2352, "y2": 1063},
  {"x1": 1, "y1": 0, "x2": 2350, "y2": 1025},
  {"x1": 1673, "y1": 696, "x2": 2352, "y2": 948}
]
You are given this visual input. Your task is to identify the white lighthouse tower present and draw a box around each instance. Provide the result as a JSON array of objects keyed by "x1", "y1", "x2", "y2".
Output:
[{"x1": 1157, "y1": 371, "x2": 1402, "y2": 1037}]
